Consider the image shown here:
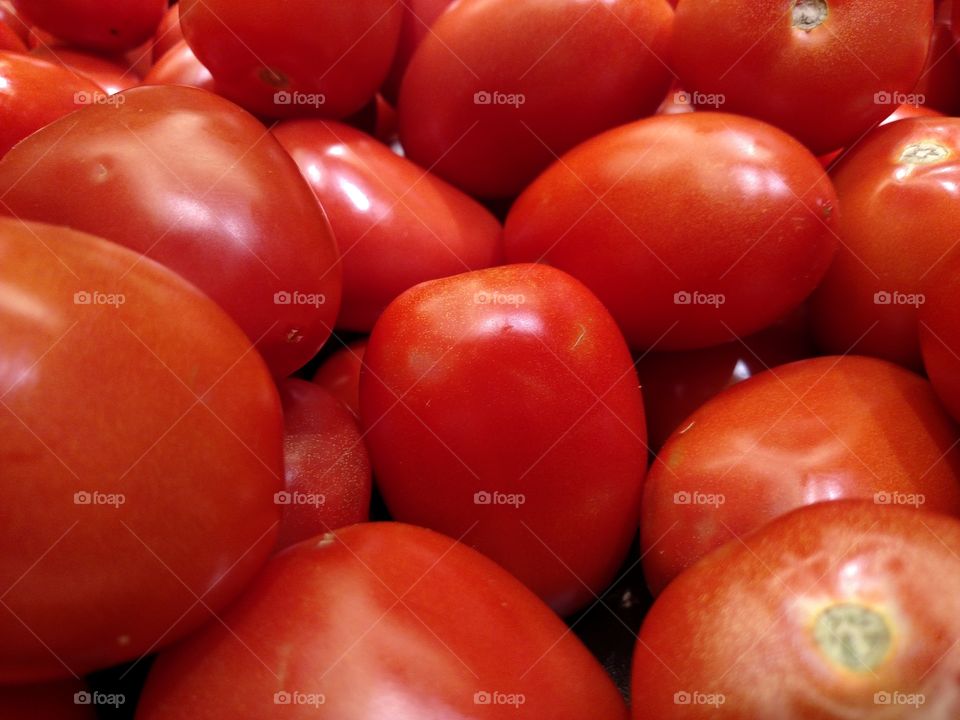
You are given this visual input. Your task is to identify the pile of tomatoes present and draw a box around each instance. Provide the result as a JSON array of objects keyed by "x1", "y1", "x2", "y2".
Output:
[{"x1": 2, "y1": 0, "x2": 960, "y2": 718}]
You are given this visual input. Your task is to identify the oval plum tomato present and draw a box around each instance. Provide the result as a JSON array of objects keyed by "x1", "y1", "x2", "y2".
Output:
[
  {"x1": 0, "y1": 218, "x2": 282, "y2": 681},
  {"x1": 142, "y1": 40, "x2": 214, "y2": 93},
  {"x1": 636, "y1": 307, "x2": 815, "y2": 450},
  {"x1": 273, "y1": 120, "x2": 503, "y2": 332},
  {"x1": 672, "y1": 0, "x2": 932, "y2": 155},
  {"x1": 504, "y1": 113, "x2": 838, "y2": 352},
  {"x1": 277, "y1": 379, "x2": 371, "y2": 550},
  {"x1": 381, "y1": 0, "x2": 453, "y2": 103},
  {"x1": 0, "y1": 679, "x2": 96, "y2": 719},
  {"x1": 13, "y1": 0, "x2": 166, "y2": 52},
  {"x1": 136, "y1": 523, "x2": 629, "y2": 720},
  {"x1": 632, "y1": 501, "x2": 960, "y2": 719},
  {"x1": 641, "y1": 355, "x2": 960, "y2": 595},
  {"x1": 0, "y1": 85, "x2": 341, "y2": 378},
  {"x1": 151, "y1": 3, "x2": 182, "y2": 63},
  {"x1": 30, "y1": 46, "x2": 139, "y2": 94},
  {"x1": 0, "y1": 52, "x2": 101, "y2": 158},
  {"x1": 920, "y1": 252, "x2": 960, "y2": 423},
  {"x1": 360, "y1": 264, "x2": 647, "y2": 615},
  {"x1": 179, "y1": 0, "x2": 402, "y2": 119},
  {"x1": 810, "y1": 118, "x2": 960, "y2": 369},
  {"x1": 398, "y1": 0, "x2": 673, "y2": 198},
  {"x1": 312, "y1": 340, "x2": 367, "y2": 419}
]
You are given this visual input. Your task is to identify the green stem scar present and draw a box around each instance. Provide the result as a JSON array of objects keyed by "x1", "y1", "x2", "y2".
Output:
[{"x1": 812, "y1": 603, "x2": 892, "y2": 672}]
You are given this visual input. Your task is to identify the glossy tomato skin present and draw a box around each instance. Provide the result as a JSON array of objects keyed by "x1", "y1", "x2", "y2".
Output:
[
  {"x1": 399, "y1": 0, "x2": 673, "y2": 198},
  {"x1": 180, "y1": 0, "x2": 402, "y2": 119},
  {"x1": 915, "y1": 0, "x2": 960, "y2": 115},
  {"x1": 0, "y1": 17, "x2": 24, "y2": 51},
  {"x1": 142, "y1": 40, "x2": 214, "y2": 92},
  {"x1": 633, "y1": 501, "x2": 960, "y2": 719},
  {"x1": 13, "y1": 0, "x2": 166, "y2": 52},
  {"x1": 137, "y1": 523, "x2": 629, "y2": 719},
  {"x1": 381, "y1": 0, "x2": 453, "y2": 103},
  {"x1": 0, "y1": 679, "x2": 96, "y2": 719},
  {"x1": 0, "y1": 1, "x2": 29, "y2": 43},
  {"x1": 810, "y1": 118, "x2": 960, "y2": 369},
  {"x1": 151, "y1": 3, "x2": 182, "y2": 63},
  {"x1": 273, "y1": 120, "x2": 503, "y2": 332},
  {"x1": 505, "y1": 113, "x2": 838, "y2": 351},
  {"x1": 360, "y1": 264, "x2": 647, "y2": 615},
  {"x1": 641, "y1": 355, "x2": 960, "y2": 595},
  {"x1": 30, "y1": 46, "x2": 139, "y2": 94},
  {"x1": 0, "y1": 218, "x2": 282, "y2": 681},
  {"x1": 0, "y1": 85, "x2": 341, "y2": 378},
  {"x1": 0, "y1": 52, "x2": 99, "y2": 158},
  {"x1": 312, "y1": 340, "x2": 367, "y2": 419},
  {"x1": 277, "y1": 379, "x2": 371, "y2": 550},
  {"x1": 920, "y1": 253, "x2": 960, "y2": 423},
  {"x1": 672, "y1": 0, "x2": 932, "y2": 154}
]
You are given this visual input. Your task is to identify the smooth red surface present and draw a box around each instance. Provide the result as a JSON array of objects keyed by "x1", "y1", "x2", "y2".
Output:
[
  {"x1": 672, "y1": 0, "x2": 932, "y2": 154},
  {"x1": 142, "y1": 40, "x2": 214, "y2": 92},
  {"x1": 920, "y1": 253, "x2": 960, "y2": 423},
  {"x1": 277, "y1": 379, "x2": 371, "y2": 550},
  {"x1": 137, "y1": 523, "x2": 629, "y2": 719},
  {"x1": 505, "y1": 113, "x2": 838, "y2": 351},
  {"x1": 151, "y1": 3, "x2": 181, "y2": 62},
  {"x1": 633, "y1": 501, "x2": 960, "y2": 718},
  {"x1": 180, "y1": 0, "x2": 402, "y2": 119},
  {"x1": 0, "y1": 219, "x2": 282, "y2": 681},
  {"x1": 399, "y1": 0, "x2": 673, "y2": 198},
  {"x1": 0, "y1": 1, "x2": 29, "y2": 43},
  {"x1": 0, "y1": 17, "x2": 24, "y2": 51},
  {"x1": 0, "y1": 679, "x2": 96, "y2": 719},
  {"x1": 915, "y1": 0, "x2": 960, "y2": 115},
  {"x1": 811, "y1": 118, "x2": 960, "y2": 369},
  {"x1": 641, "y1": 355, "x2": 960, "y2": 594},
  {"x1": 13, "y1": 0, "x2": 166, "y2": 51},
  {"x1": 381, "y1": 0, "x2": 453, "y2": 102},
  {"x1": 30, "y1": 46, "x2": 139, "y2": 94},
  {"x1": 273, "y1": 120, "x2": 503, "y2": 331},
  {"x1": 360, "y1": 264, "x2": 647, "y2": 615},
  {"x1": 312, "y1": 340, "x2": 367, "y2": 419},
  {"x1": 0, "y1": 85, "x2": 341, "y2": 378}
]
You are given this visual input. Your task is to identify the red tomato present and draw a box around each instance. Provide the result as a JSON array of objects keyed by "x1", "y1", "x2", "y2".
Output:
[
  {"x1": 381, "y1": 0, "x2": 453, "y2": 102},
  {"x1": 273, "y1": 120, "x2": 503, "y2": 332},
  {"x1": 504, "y1": 113, "x2": 838, "y2": 351},
  {"x1": 30, "y1": 46, "x2": 139, "y2": 94},
  {"x1": 360, "y1": 264, "x2": 647, "y2": 615},
  {"x1": 641, "y1": 355, "x2": 960, "y2": 595},
  {"x1": 810, "y1": 118, "x2": 960, "y2": 369},
  {"x1": 136, "y1": 523, "x2": 629, "y2": 719},
  {"x1": 0, "y1": 1, "x2": 29, "y2": 43},
  {"x1": 0, "y1": 52, "x2": 100, "y2": 158},
  {"x1": 632, "y1": 501, "x2": 960, "y2": 718},
  {"x1": 920, "y1": 252, "x2": 960, "y2": 423},
  {"x1": 399, "y1": 0, "x2": 673, "y2": 198},
  {"x1": 312, "y1": 340, "x2": 367, "y2": 419},
  {"x1": 636, "y1": 307, "x2": 815, "y2": 450},
  {"x1": 13, "y1": 0, "x2": 166, "y2": 52},
  {"x1": 915, "y1": 0, "x2": 960, "y2": 115},
  {"x1": 179, "y1": 0, "x2": 402, "y2": 119},
  {"x1": 0, "y1": 17, "x2": 24, "y2": 51},
  {"x1": 672, "y1": 0, "x2": 932, "y2": 154},
  {"x1": 277, "y1": 379, "x2": 371, "y2": 549},
  {"x1": 142, "y1": 40, "x2": 214, "y2": 92},
  {"x1": 0, "y1": 85, "x2": 341, "y2": 378},
  {"x1": 816, "y1": 104, "x2": 943, "y2": 170},
  {"x1": 0, "y1": 218, "x2": 282, "y2": 681},
  {"x1": 0, "y1": 680, "x2": 96, "y2": 719},
  {"x1": 151, "y1": 3, "x2": 182, "y2": 63}
]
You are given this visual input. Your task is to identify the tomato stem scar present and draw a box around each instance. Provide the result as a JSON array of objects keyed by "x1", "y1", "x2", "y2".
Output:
[
  {"x1": 812, "y1": 603, "x2": 892, "y2": 672},
  {"x1": 792, "y1": 0, "x2": 828, "y2": 31}
]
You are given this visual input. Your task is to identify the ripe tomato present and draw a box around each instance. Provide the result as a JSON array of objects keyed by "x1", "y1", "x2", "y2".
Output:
[
  {"x1": 672, "y1": 0, "x2": 932, "y2": 154},
  {"x1": 30, "y1": 46, "x2": 139, "y2": 94},
  {"x1": 810, "y1": 118, "x2": 960, "y2": 369},
  {"x1": 13, "y1": 0, "x2": 166, "y2": 52},
  {"x1": 0, "y1": 679, "x2": 95, "y2": 719},
  {"x1": 504, "y1": 113, "x2": 838, "y2": 351},
  {"x1": 360, "y1": 264, "x2": 647, "y2": 615},
  {"x1": 641, "y1": 355, "x2": 960, "y2": 595},
  {"x1": 915, "y1": 1, "x2": 960, "y2": 115},
  {"x1": 273, "y1": 120, "x2": 503, "y2": 332},
  {"x1": 0, "y1": 52, "x2": 101, "y2": 158},
  {"x1": 0, "y1": 16, "x2": 23, "y2": 51},
  {"x1": 0, "y1": 218, "x2": 282, "y2": 681},
  {"x1": 179, "y1": 0, "x2": 402, "y2": 119},
  {"x1": 0, "y1": 85, "x2": 341, "y2": 378},
  {"x1": 398, "y1": 0, "x2": 673, "y2": 198},
  {"x1": 0, "y1": 1, "x2": 29, "y2": 43},
  {"x1": 381, "y1": 0, "x2": 453, "y2": 102},
  {"x1": 136, "y1": 523, "x2": 629, "y2": 719},
  {"x1": 920, "y1": 252, "x2": 960, "y2": 423},
  {"x1": 312, "y1": 340, "x2": 367, "y2": 419},
  {"x1": 151, "y1": 3, "x2": 181, "y2": 63},
  {"x1": 277, "y1": 379, "x2": 371, "y2": 550},
  {"x1": 632, "y1": 501, "x2": 960, "y2": 719},
  {"x1": 142, "y1": 40, "x2": 214, "y2": 92}
]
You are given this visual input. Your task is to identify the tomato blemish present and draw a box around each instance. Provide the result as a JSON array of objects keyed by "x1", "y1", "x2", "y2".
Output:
[{"x1": 812, "y1": 603, "x2": 892, "y2": 672}]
